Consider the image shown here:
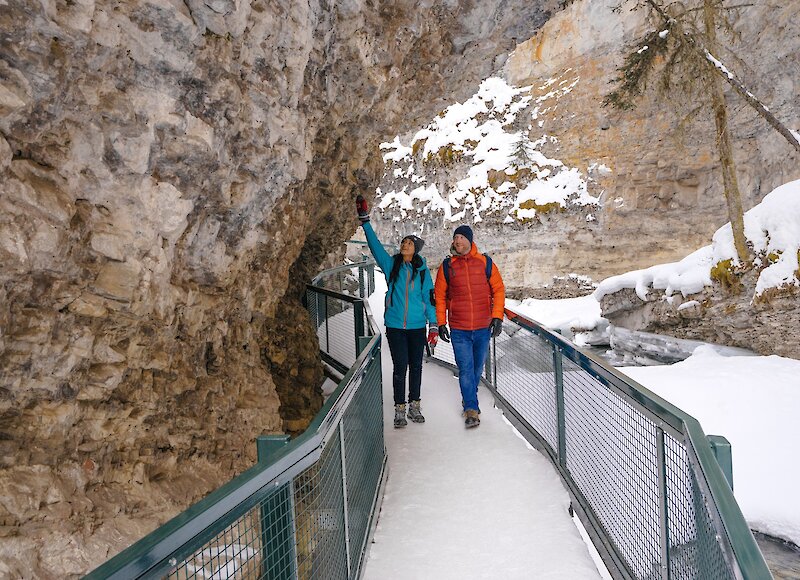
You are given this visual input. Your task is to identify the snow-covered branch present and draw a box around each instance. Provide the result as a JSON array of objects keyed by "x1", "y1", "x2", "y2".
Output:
[{"x1": 704, "y1": 50, "x2": 800, "y2": 154}]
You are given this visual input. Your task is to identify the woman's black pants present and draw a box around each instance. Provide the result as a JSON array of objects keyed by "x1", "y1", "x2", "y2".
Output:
[{"x1": 384, "y1": 327, "x2": 426, "y2": 405}]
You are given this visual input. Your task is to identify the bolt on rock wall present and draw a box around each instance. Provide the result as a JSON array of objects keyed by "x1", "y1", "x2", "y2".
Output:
[{"x1": 0, "y1": 0, "x2": 559, "y2": 575}]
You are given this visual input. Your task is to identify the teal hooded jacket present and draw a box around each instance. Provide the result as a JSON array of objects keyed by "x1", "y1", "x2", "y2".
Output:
[{"x1": 362, "y1": 222, "x2": 437, "y2": 330}]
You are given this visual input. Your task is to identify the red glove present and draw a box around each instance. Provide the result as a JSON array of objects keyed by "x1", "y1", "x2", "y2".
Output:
[
  {"x1": 356, "y1": 195, "x2": 370, "y2": 223},
  {"x1": 427, "y1": 327, "x2": 439, "y2": 347}
]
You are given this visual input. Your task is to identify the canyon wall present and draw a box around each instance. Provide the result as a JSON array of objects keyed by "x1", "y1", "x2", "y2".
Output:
[
  {"x1": 371, "y1": 0, "x2": 800, "y2": 290},
  {"x1": 0, "y1": 0, "x2": 559, "y2": 575}
]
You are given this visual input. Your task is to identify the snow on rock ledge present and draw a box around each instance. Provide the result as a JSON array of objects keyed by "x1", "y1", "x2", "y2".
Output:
[
  {"x1": 594, "y1": 180, "x2": 800, "y2": 359},
  {"x1": 377, "y1": 76, "x2": 602, "y2": 225}
]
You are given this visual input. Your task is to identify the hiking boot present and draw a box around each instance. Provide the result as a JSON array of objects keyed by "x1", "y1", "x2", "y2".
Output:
[
  {"x1": 407, "y1": 400, "x2": 425, "y2": 423},
  {"x1": 464, "y1": 409, "x2": 480, "y2": 428},
  {"x1": 394, "y1": 404, "x2": 408, "y2": 428}
]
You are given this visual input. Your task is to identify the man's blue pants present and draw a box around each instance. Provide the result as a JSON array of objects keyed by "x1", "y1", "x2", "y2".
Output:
[{"x1": 450, "y1": 327, "x2": 491, "y2": 412}]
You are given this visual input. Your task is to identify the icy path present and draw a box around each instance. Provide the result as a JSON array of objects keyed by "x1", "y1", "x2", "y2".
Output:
[{"x1": 361, "y1": 281, "x2": 603, "y2": 579}]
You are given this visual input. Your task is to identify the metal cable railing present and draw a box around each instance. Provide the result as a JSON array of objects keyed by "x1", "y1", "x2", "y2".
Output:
[
  {"x1": 86, "y1": 259, "x2": 385, "y2": 580},
  {"x1": 428, "y1": 309, "x2": 772, "y2": 580}
]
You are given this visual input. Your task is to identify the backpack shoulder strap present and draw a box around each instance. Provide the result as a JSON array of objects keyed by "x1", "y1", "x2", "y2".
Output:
[{"x1": 443, "y1": 255, "x2": 490, "y2": 282}]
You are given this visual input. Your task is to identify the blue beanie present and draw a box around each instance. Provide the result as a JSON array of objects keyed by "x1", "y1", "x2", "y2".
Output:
[{"x1": 453, "y1": 225, "x2": 473, "y2": 245}]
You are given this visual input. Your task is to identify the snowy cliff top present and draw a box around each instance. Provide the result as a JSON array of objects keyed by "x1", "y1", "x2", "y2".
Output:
[{"x1": 377, "y1": 76, "x2": 605, "y2": 223}]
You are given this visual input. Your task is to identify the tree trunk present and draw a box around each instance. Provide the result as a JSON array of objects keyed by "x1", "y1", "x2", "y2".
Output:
[{"x1": 703, "y1": 0, "x2": 750, "y2": 263}]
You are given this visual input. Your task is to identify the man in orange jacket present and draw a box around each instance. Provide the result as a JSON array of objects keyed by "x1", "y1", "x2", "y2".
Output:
[{"x1": 432, "y1": 225, "x2": 505, "y2": 428}]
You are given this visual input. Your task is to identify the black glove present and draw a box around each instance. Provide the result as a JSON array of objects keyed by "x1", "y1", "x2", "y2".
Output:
[
  {"x1": 438, "y1": 324, "x2": 450, "y2": 343},
  {"x1": 490, "y1": 317, "x2": 503, "y2": 338},
  {"x1": 356, "y1": 195, "x2": 370, "y2": 223}
]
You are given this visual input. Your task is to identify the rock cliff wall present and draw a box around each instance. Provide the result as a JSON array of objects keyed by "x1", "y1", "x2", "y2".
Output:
[
  {"x1": 0, "y1": 0, "x2": 558, "y2": 575},
  {"x1": 370, "y1": 0, "x2": 800, "y2": 289}
]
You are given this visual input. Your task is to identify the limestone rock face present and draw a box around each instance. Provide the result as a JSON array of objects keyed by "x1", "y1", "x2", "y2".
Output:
[
  {"x1": 0, "y1": 0, "x2": 558, "y2": 575},
  {"x1": 371, "y1": 0, "x2": 800, "y2": 289}
]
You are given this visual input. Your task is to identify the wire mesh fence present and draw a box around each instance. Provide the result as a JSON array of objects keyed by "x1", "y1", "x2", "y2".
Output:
[
  {"x1": 307, "y1": 289, "x2": 359, "y2": 370},
  {"x1": 87, "y1": 260, "x2": 385, "y2": 580},
  {"x1": 312, "y1": 260, "x2": 376, "y2": 300},
  {"x1": 429, "y1": 311, "x2": 769, "y2": 580},
  {"x1": 493, "y1": 327, "x2": 559, "y2": 453},
  {"x1": 560, "y1": 355, "x2": 663, "y2": 578}
]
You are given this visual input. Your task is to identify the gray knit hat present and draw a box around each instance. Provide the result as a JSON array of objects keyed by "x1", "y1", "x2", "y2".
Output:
[{"x1": 402, "y1": 235, "x2": 425, "y2": 254}]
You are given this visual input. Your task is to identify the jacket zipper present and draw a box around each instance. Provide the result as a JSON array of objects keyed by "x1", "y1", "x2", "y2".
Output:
[
  {"x1": 464, "y1": 256, "x2": 475, "y2": 328},
  {"x1": 403, "y1": 267, "x2": 411, "y2": 328}
]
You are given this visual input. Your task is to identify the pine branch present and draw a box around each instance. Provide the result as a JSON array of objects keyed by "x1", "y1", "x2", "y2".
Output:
[
  {"x1": 603, "y1": 27, "x2": 672, "y2": 110},
  {"x1": 702, "y1": 49, "x2": 800, "y2": 154}
]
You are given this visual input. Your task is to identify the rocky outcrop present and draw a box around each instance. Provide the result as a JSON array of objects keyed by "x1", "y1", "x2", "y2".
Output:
[
  {"x1": 0, "y1": 0, "x2": 559, "y2": 575},
  {"x1": 599, "y1": 276, "x2": 800, "y2": 360},
  {"x1": 370, "y1": 0, "x2": 800, "y2": 288}
]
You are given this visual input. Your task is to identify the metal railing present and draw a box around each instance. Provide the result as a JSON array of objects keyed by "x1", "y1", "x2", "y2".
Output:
[
  {"x1": 428, "y1": 309, "x2": 772, "y2": 580},
  {"x1": 311, "y1": 261, "x2": 376, "y2": 302},
  {"x1": 86, "y1": 259, "x2": 385, "y2": 580}
]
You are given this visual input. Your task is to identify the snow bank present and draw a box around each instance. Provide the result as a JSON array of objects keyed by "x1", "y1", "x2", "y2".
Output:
[
  {"x1": 620, "y1": 347, "x2": 800, "y2": 546},
  {"x1": 595, "y1": 179, "x2": 800, "y2": 299},
  {"x1": 508, "y1": 294, "x2": 604, "y2": 335}
]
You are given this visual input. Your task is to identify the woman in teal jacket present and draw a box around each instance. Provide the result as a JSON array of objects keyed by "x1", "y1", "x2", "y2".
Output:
[{"x1": 357, "y1": 196, "x2": 437, "y2": 428}]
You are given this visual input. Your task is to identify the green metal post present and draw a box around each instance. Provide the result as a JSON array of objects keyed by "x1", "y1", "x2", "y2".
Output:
[
  {"x1": 354, "y1": 300, "x2": 365, "y2": 356},
  {"x1": 257, "y1": 435, "x2": 290, "y2": 463},
  {"x1": 492, "y1": 336, "x2": 497, "y2": 388},
  {"x1": 368, "y1": 263, "x2": 375, "y2": 296},
  {"x1": 324, "y1": 294, "x2": 330, "y2": 352},
  {"x1": 707, "y1": 435, "x2": 733, "y2": 491},
  {"x1": 484, "y1": 337, "x2": 493, "y2": 386},
  {"x1": 338, "y1": 423, "x2": 353, "y2": 577},
  {"x1": 257, "y1": 435, "x2": 296, "y2": 580},
  {"x1": 656, "y1": 428, "x2": 671, "y2": 580},
  {"x1": 552, "y1": 345, "x2": 567, "y2": 468}
]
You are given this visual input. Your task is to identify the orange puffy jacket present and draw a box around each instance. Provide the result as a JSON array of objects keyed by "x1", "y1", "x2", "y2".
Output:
[{"x1": 434, "y1": 243, "x2": 505, "y2": 331}]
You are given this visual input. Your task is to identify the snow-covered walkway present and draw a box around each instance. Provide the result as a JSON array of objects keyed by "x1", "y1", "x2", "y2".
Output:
[{"x1": 361, "y1": 281, "x2": 603, "y2": 579}]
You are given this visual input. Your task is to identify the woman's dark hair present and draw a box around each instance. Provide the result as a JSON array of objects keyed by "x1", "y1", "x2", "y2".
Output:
[{"x1": 388, "y1": 253, "x2": 423, "y2": 287}]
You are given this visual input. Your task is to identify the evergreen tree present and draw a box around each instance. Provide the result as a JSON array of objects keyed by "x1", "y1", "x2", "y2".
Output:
[{"x1": 511, "y1": 132, "x2": 537, "y2": 169}]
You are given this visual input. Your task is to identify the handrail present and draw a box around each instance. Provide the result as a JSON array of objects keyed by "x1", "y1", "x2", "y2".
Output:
[
  {"x1": 311, "y1": 262, "x2": 368, "y2": 285},
  {"x1": 500, "y1": 307, "x2": 771, "y2": 580},
  {"x1": 503, "y1": 310, "x2": 687, "y2": 435},
  {"x1": 86, "y1": 258, "x2": 385, "y2": 580},
  {"x1": 425, "y1": 306, "x2": 772, "y2": 579},
  {"x1": 345, "y1": 239, "x2": 396, "y2": 253}
]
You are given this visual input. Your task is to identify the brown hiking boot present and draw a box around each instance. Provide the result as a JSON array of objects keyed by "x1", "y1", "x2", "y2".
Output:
[
  {"x1": 464, "y1": 409, "x2": 480, "y2": 428},
  {"x1": 408, "y1": 400, "x2": 425, "y2": 423},
  {"x1": 394, "y1": 404, "x2": 408, "y2": 428}
]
